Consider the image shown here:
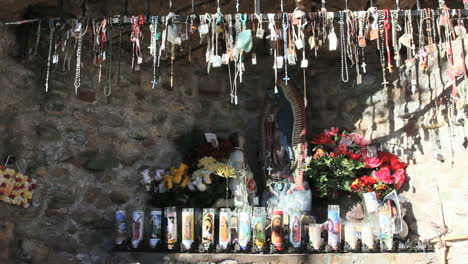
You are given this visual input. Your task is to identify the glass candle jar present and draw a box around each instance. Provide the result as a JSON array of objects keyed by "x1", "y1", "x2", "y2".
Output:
[
  {"x1": 270, "y1": 210, "x2": 284, "y2": 251},
  {"x1": 327, "y1": 205, "x2": 340, "y2": 251},
  {"x1": 131, "y1": 210, "x2": 145, "y2": 250},
  {"x1": 344, "y1": 222, "x2": 357, "y2": 251},
  {"x1": 181, "y1": 208, "x2": 195, "y2": 251},
  {"x1": 252, "y1": 207, "x2": 266, "y2": 251},
  {"x1": 201, "y1": 208, "x2": 216, "y2": 250},
  {"x1": 164, "y1": 207, "x2": 178, "y2": 250},
  {"x1": 308, "y1": 223, "x2": 322, "y2": 251},
  {"x1": 219, "y1": 208, "x2": 231, "y2": 250},
  {"x1": 361, "y1": 223, "x2": 375, "y2": 250},
  {"x1": 289, "y1": 210, "x2": 302, "y2": 249},
  {"x1": 148, "y1": 208, "x2": 162, "y2": 250},
  {"x1": 238, "y1": 207, "x2": 252, "y2": 251}
]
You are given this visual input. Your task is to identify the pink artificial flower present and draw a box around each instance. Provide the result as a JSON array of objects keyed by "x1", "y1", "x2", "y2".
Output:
[
  {"x1": 374, "y1": 167, "x2": 393, "y2": 184},
  {"x1": 393, "y1": 169, "x2": 406, "y2": 189},
  {"x1": 347, "y1": 134, "x2": 371, "y2": 147},
  {"x1": 333, "y1": 144, "x2": 348, "y2": 156},
  {"x1": 347, "y1": 152, "x2": 360, "y2": 160},
  {"x1": 365, "y1": 157, "x2": 382, "y2": 168}
]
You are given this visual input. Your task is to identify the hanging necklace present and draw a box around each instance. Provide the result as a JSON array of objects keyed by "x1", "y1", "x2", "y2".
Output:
[
  {"x1": 282, "y1": 13, "x2": 290, "y2": 84},
  {"x1": 73, "y1": 19, "x2": 88, "y2": 94},
  {"x1": 45, "y1": 20, "x2": 56, "y2": 92},
  {"x1": 104, "y1": 17, "x2": 113, "y2": 97},
  {"x1": 339, "y1": 11, "x2": 349, "y2": 83},
  {"x1": 130, "y1": 16, "x2": 144, "y2": 71},
  {"x1": 378, "y1": 11, "x2": 389, "y2": 89},
  {"x1": 117, "y1": 16, "x2": 123, "y2": 86},
  {"x1": 149, "y1": 16, "x2": 160, "y2": 88},
  {"x1": 391, "y1": 10, "x2": 401, "y2": 68},
  {"x1": 34, "y1": 20, "x2": 41, "y2": 56},
  {"x1": 383, "y1": 9, "x2": 393, "y2": 73}
]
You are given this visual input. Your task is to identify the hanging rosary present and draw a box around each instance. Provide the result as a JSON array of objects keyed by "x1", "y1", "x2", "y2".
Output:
[
  {"x1": 339, "y1": 11, "x2": 349, "y2": 83},
  {"x1": 73, "y1": 20, "x2": 87, "y2": 94},
  {"x1": 104, "y1": 17, "x2": 113, "y2": 97},
  {"x1": 149, "y1": 16, "x2": 160, "y2": 88},
  {"x1": 130, "y1": 16, "x2": 144, "y2": 71},
  {"x1": 282, "y1": 13, "x2": 290, "y2": 84},
  {"x1": 378, "y1": 10, "x2": 389, "y2": 89},
  {"x1": 45, "y1": 20, "x2": 56, "y2": 92}
]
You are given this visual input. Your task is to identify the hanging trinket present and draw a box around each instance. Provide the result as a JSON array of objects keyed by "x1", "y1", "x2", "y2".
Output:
[
  {"x1": 149, "y1": 16, "x2": 160, "y2": 88},
  {"x1": 130, "y1": 15, "x2": 144, "y2": 71}
]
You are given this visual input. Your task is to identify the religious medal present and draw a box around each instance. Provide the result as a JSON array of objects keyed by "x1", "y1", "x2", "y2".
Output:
[
  {"x1": 181, "y1": 208, "x2": 195, "y2": 252},
  {"x1": 270, "y1": 210, "x2": 284, "y2": 252},
  {"x1": 327, "y1": 205, "x2": 340, "y2": 251},
  {"x1": 165, "y1": 207, "x2": 178, "y2": 251},
  {"x1": 131, "y1": 210, "x2": 145, "y2": 250},
  {"x1": 201, "y1": 208, "x2": 215, "y2": 251},
  {"x1": 218, "y1": 208, "x2": 231, "y2": 251},
  {"x1": 149, "y1": 209, "x2": 163, "y2": 250}
]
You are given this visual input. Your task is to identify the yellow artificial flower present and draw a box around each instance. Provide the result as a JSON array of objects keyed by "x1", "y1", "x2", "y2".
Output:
[
  {"x1": 180, "y1": 176, "x2": 190, "y2": 188},
  {"x1": 163, "y1": 174, "x2": 174, "y2": 190},
  {"x1": 198, "y1": 157, "x2": 217, "y2": 169}
]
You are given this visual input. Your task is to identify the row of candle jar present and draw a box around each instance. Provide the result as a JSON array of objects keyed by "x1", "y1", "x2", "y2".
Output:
[
  {"x1": 113, "y1": 205, "x2": 394, "y2": 253},
  {"x1": 114, "y1": 207, "x2": 314, "y2": 253}
]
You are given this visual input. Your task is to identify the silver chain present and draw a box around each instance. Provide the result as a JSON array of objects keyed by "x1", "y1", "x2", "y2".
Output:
[
  {"x1": 45, "y1": 20, "x2": 55, "y2": 92},
  {"x1": 150, "y1": 16, "x2": 159, "y2": 89},
  {"x1": 34, "y1": 20, "x2": 41, "y2": 56},
  {"x1": 339, "y1": 11, "x2": 349, "y2": 82},
  {"x1": 73, "y1": 21, "x2": 85, "y2": 94}
]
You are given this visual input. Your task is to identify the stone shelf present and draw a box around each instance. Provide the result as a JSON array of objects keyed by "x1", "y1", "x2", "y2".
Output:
[{"x1": 110, "y1": 252, "x2": 437, "y2": 264}]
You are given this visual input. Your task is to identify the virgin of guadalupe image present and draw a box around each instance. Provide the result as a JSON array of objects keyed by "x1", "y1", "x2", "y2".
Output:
[
  {"x1": 184, "y1": 216, "x2": 192, "y2": 240},
  {"x1": 292, "y1": 216, "x2": 301, "y2": 243},
  {"x1": 220, "y1": 216, "x2": 229, "y2": 242},
  {"x1": 202, "y1": 214, "x2": 213, "y2": 241}
]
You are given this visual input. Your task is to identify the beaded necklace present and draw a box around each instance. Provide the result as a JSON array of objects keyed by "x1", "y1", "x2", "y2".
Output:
[{"x1": 45, "y1": 20, "x2": 56, "y2": 92}]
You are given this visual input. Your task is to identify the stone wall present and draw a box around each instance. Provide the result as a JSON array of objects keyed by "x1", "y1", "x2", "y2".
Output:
[{"x1": 0, "y1": 16, "x2": 467, "y2": 264}]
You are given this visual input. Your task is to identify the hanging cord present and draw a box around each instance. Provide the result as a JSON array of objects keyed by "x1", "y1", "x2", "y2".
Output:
[
  {"x1": 73, "y1": 19, "x2": 89, "y2": 94},
  {"x1": 33, "y1": 20, "x2": 41, "y2": 56},
  {"x1": 104, "y1": 17, "x2": 113, "y2": 96},
  {"x1": 45, "y1": 20, "x2": 56, "y2": 92},
  {"x1": 339, "y1": 11, "x2": 349, "y2": 82}
]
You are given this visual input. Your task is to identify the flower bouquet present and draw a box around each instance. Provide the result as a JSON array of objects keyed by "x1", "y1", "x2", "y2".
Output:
[{"x1": 305, "y1": 127, "x2": 407, "y2": 201}]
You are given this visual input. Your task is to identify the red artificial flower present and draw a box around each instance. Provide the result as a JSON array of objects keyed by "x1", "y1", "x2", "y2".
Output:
[
  {"x1": 27, "y1": 178, "x2": 32, "y2": 183},
  {"x1": 393, "y1": 169, "x2": 406, "y2": 189},
  {"x1": 390, "y1": 158, "x2": 407, "y2": 171},
  {"x1": 360, "y1": 148, "x2": 368, "y2": 158},
  {"x1": 0, "y1": 182, "x2": 6, "y2": 188},
  {"x1": 377, "y1": 151, "x2": 394, "y2": 164},
  {"x1": 4, "y1": 174, "x2": 10, "y2": 179},
  {"x1": 365, "y1": 157, "x2": 382, "y2": 168},
  {"x1": 347, "y1": 152, "x2": 360, "y2": 160},
  {"x1": 324, "y1": 127, "x2": 339, "y2": 137},
  {"x1": 374, "y1": 167, "x2": 393, "y2": 184},
  {"x1": 362, "y1": 175, "x2": 377, "y2": 185},
  {"x1": 15, "y1": 177, "x2": 21, "y2": 182},
  {"x1": 311, "y1": 133, "x2": 333, "y2": 145},
  {"x1": 8, "y1": 194, "x2": 15, "y2": 199},
  {"x1": 329, "y1": 152, "x2": 336, "y2": 158},
  {"x1": 333, "y1": 144, "x2": 348, "y2": 156}
]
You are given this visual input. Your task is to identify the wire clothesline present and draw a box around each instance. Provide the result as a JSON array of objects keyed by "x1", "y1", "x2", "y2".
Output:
[{"x1": 5, "y1": 8, "x2": 468, "y2": 26}]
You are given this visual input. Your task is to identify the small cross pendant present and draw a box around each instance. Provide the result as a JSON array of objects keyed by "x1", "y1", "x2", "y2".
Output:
[
  {"x1": 361, "y1": 62, "x2": 367, "y2": 73},
  {"x1": 382, "y1": 78, "x2": 389, "y2": 88},
  {"x1": 387, "y1": 64, "x2": 393, "y2": 73},
  {"x1": 267, "y1": 167, "x2": 273, "y2": 175},
  {"x1": 151, "y1": 80, "x2": 158, "y2": 89},
  {"x1": 283, "y1": 75, "x2": 290, "y2": 85}
]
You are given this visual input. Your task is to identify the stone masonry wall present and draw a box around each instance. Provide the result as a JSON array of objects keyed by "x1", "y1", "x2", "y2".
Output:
[{"x1": 0, "y1": 16, "x2": 467, "y2": 264}]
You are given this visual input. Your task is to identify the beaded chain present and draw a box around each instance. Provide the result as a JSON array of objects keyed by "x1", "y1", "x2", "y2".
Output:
[
  {"x1": 45, "y1": 20, "x2": 56, "y2": 92},
  {"x1": 339, "y1": 11, "x2": 349, "y2": 83},
  {"x1": 104, "y1": 18, "x2": 113, "y2": 97}
]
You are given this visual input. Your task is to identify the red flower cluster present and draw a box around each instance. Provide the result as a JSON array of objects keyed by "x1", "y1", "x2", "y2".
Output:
[
  {"x1": 311, "y1": 133, "x2": 334, "y2": 145},
  {"x1": 350, "y1": 175, "x2": 377, "y2": 191},
  {"x1": 373, "y1": 152, "x2": 408, "y2": 189}
]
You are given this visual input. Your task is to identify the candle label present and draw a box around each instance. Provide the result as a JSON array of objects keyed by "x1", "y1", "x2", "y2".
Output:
[
  {"x1": 182, "y1": 211, "x2": 194, "y2": 249},
  {"x1": 327, "y1": 210, "x2": 340, "y2": 250},
  {"x1": 289, "y1": 212, "x2": 302, "y2": 248},
  {"x1": 252, "y1": 215, "x2": 266, "y2": 248},
  {"x1": 149, "y1": 210, "x2": 162, "y2": 248},
  {"x1": 219, "y1": 211, "x2": 231, "y2": 248},
  {"x1": 202, "y1": 211, "x2": 214, "y2": 246},
  {"x1": 271, "y1": 211, "x2": 283, "y2": 250},
  {"x1": 238, "y1": 211, "x2": 251, "y2": 248}
]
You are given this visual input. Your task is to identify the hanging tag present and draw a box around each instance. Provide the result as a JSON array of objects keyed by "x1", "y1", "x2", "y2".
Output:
[
  {"x1": 211, "y1": 55, "x2": 222, "y2": 68},
  {"x1": 221, "y1": 53, "x2": 229, "y2": 64},
  {"x1": 256, "y1": 28, "x2": 265, "y2": 39},
  {"x1": 309, "y1": 36, "x2": 316, "y2": 50},
  {"x1": 301, "y1": 59, "x2": 308, "y2": 68},
  {"x1": 52, "y1": 54, "x2": 59, "y2": 64},
  {"x1": 287, "y1": 52, "x2": 296, "y2": 65},
  {"x1": 295, "y1": 39, "x2": 304, "y2": 50},
  {"x1": 357, "y1": 74, "x2": 362, "y2": 85},
  {"x1": 252, "y1": 53, "x2": 257, "y2": 65},
  {"x1": 358, "y1": 36, "x2": 366, "y2": 47},
  {"x1": 199, "y1": 24, "x2": 209, "y2": 35},
  {"x1": 399, "y1": 34, "x2": 412, "y2": 48},
  {"x1": 369, "y1": 29, "x2": 379, "y2": 40},
  {"x1": 328, "y1": 31, "x2": 337, "y2": 51},
  {"x1": 276, "y1": 56, "x2": 284, "y2": 69}
]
